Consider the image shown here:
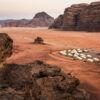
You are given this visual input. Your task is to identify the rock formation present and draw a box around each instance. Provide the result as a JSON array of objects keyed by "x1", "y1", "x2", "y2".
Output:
[
  {"x1": 2, "y1": 20, "x2": 26, "y2": 27},
  {"x1": 0, "y1": 19, "x2": 14, "y2": 26},
  {"x1": 0, "y1": 33, "x2": 13, "y2": 63},
  {"x1": 34, "y1": 37, "x2": 44, "y2": 44},
  {"x1": 0, "y1": 87, "x2": 24, "y2": 100},
  {"x1": 26, "y1": 12, "x2": 54, "y2": 27},
  {"x1": 0, "y1": 60, "x2": 89, "y2": 100},
  {"x1": 50, "y1": 1, "x2": 100, "y2": 32},
  {"x1": 2, "y1": 12, "x2": 54, "y2": 28},
  {"x1": 76, "y1": 2, "x2": 100, "y2": 32},
  {"x1": 49, "y1": 15, "x2": 64, "y2": 29}
]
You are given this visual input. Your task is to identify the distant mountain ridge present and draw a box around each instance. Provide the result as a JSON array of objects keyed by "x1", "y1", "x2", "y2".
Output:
[
  {"x1": 2, "y1": 12, "x2": 54, "y2": 27},
  {"x1": 0, "y1": 19, "x2": 14, "y2": 25}
]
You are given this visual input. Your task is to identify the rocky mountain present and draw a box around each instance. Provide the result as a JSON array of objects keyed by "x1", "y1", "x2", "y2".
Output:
[
  {"x1": 0, "y1": 19, "x2": 14, "y2": 26},
  {"x1": 2, "y1": 19, "x2": 30, "y2": 27},
  {"x1": 50, "y1": 1, "x2": 100, "y2": 32},
  {"x1": 2, "y1": 12, "x2": 54, "y2": 27},
  {"x1": 26, "y1": 12, "x2": 54, "y2": 27}
]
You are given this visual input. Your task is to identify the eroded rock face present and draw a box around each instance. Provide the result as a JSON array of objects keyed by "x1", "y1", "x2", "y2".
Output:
[
  {"x1": 49, "y1": 15, "x2": 64, "y2": 29},
  {"x1": 50, "y1": 1, "x2": 100, "y2": 32},
  {"x1": 0, "y1": 60, "x2": 89, "y2": 100},
  {"x1": 0, "y1": 33, "x2": 13, "y2": 63},
  {"x1": 62, "y1": 4, "x2": 88, "y2": 31},
  {"x1": 76, "y1": 2, "x2": 100, "y2": 32}
]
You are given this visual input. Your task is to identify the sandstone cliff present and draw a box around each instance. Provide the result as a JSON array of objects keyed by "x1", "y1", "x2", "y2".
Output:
[
  {"x1": 50, "y1": 1, "x2": 100, "y2": 32},
  {"x1": 76, "y1": 2, "x2": 100, "y2": 32},
  {"x1": 49, "y1": 15, "x2": 64, "y2": 29}
]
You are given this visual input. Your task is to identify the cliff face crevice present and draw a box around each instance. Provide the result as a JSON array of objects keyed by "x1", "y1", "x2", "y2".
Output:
[{"x1": 50, "y1": 1, "x2": 100, "y2": 32}]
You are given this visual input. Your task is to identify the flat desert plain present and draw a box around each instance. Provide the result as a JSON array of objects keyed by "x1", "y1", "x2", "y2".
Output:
[{"x1": 0, "y1": 27, "x2": 100, "y2": 100}]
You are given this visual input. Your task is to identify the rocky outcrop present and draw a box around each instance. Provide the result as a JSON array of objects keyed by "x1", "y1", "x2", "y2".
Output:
[
  {"x1": 50, "y1": 1, "x2": 100, "y2": 32},
  {"x1": 49, "y1": 15, "x2": 64, "y2": 29},
  {"x1": 34, "y1": 37, "x2": 44, "y2": 44},
  {"x1": 26, "y1": 12, "x2": 54, "y2": 27},
  {"x1": 0, "y1": 33, "x2": 13, "y2": 63},
  {"x1": 0, "y1": 87, "x2": 24, "y2": 100},
  {"x1": 0, "y1": 60, "x2": 89, "y2": 100},
  {"x1": 2, "y1": 12, "x2": 54, "y2": 27}
]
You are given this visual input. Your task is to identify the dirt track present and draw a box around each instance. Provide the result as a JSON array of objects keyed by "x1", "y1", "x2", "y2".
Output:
[{"x1": 0, "y1": 27, "x2": 100, "y2": 100}]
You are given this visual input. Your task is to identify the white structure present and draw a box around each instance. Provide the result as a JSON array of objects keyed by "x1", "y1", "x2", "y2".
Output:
[
  {"x1": 70, "y1": 49, "x2": 78, "y2": 54},
  {"x1": 68, "y1": 50, "x2": 71, "y2": 53},
  {"x1": 83, "y1": 49, "x2": 88, "y2": 52},
  {"x1": 86, "y1": 59, "x2": 94, "y2": 62},
  {"x1": 59, "y1": 50, "x2": 67, "y2": 56},
  {"x1": 67, "y1": 53, "x2": 73, "y2": 57},
  {"x1": 86, "y1": 55, "x2": 92, "y2": 58},
  {"x1": 75, "y1": 56, "x2": 83, "y2": 60},
  {"x1": 79, "y1": 54, "x2": 86, "y2": 59},
  {"x1": 93, "y1": 58, "x2": 100, "y2": 62}
]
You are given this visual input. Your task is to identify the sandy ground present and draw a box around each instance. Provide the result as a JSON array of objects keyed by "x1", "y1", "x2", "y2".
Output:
[{"x1": 0, "y1": 27, "x2": 100, "y2": 100}]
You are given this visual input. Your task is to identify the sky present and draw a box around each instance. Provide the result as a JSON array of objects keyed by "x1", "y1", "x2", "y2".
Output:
[{"x1": 0, "y1": 0, "x2": 99, "y2": 20}]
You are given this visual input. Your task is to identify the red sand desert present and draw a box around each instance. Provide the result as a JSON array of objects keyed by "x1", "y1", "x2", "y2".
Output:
[{"x1": 0, "y1": 27, "x2": 100, "y2": 100}]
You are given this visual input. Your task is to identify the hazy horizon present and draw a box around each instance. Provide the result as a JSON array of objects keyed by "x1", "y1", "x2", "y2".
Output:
[{"x1": 0, "y1": 0, "x2": 99, "y2": 20}]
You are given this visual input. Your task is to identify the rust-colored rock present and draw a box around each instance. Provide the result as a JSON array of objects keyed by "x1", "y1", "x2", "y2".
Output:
[
  {"x1": 2, "y1": 20, "x2": 25, "y2": 27},
  {"x1": 0, "y1": 87, "x2": 24, "y2": 100},
  {"x1": 62, "y1": 4, "x2": 88, "y2": 31},
  {"x1": 76, "y1": 1, "x2": 100, "y2": 32},
  {"x1": 49, "y1": 15, "x2": 64, "y2": 29},
  {"x1": 27, "y1": 12, "x2": 54, "y2": 27},
  {"x1": 0, "y1": 33, "x2": 13, "y2": 63},
  {"x1": 0, "y1": 60, "x2": 89, "y2": 100},
  {"x1": 50, "y1": 1, "x2": 100, "y2": 32},
  {"x1": 34, "y1": 37, "x2": 44, "y2": 44}
]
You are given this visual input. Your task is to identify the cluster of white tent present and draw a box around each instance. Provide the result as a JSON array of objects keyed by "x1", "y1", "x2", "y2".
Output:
[{"x1": 59, "y1": 49, "x2": 100, "y2": 63}]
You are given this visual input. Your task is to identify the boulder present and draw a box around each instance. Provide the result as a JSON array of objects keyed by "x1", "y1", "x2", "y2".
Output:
[
  {"x1": 0, "y1": 33, "x2": 13, "y2": 63},
  {"x1": 0, "y1": 60, "x2": 89, "y2": 100},
  {"x1": 34, "y1": 37, "x2": 44, "y2": 44}
]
